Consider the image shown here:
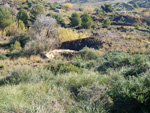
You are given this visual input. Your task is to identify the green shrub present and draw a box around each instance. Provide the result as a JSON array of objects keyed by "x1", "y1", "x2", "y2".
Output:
[
  {"x1": 0, "y1": 54, "x2": 7, "y2": 60},
  {"x1": 97, "y1": 51, "x2": 132, "y2": 72},
  {"x1": 101, "y1": 4, "x2": 114, "y2": 13},
  {"x1": 23, "y1": 40, "x2": 48, "y2": 55},
  {"x1": 0, "y1": 64, "x2": 5, "y2": 69},
  {"x1": 107, "y1": 75, "x2": 150, "y2": 113},
  {"x1": 77, "y1": 83, "x2": 109, "y2": 113},
  {"x1": 79, "y1": 47, "x2": 100, "y2": 60},
  {"x1": 103, "y1": 50, "x2": 128, "y2": 61},
  {"x1": 10, "y1": 34, "x2": 30, "y2": 48},
  {"x1": 71, "y1": 59, "x2": 85, "y2": 68},
  {"x1": 9, "y1": 41, "x2": 22, "y2": 52},
  {"x1": 134, "y1": 24, "x2": 139, "y2": 29},
  {"x1": 102, "y1": 19, "x2": 111, "y2": 28},
  {"x1": 0, "y1": 67, "x2": 52, "y2": 85},
  {"x1": 70, "y1": 12, "x2": 82, "y2": 27},
  {"x1": 47, "y1": 62, "x2": 82, "y2": 75},
  {"x1": 125, "y1": 56, "x2": 150, "y2": 76},
  {"x1": 81, "y1": 13, "x2": 93, "y2": 29},
  {"x1": 17, "y1": 9, "x2": 28, "y2": 25}
]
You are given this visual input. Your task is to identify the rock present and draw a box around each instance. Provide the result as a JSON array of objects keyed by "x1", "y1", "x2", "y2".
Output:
[{"x1": 45, "y1": 49, "x2": 78, "y2": 59}]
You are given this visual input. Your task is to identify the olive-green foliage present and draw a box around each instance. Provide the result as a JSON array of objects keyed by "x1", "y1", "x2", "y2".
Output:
[
  {"x1": 134, "y1": 24, "x2": 139, "y2": 29},
  {"x1": 17, "y1": 9, "x2": 28, "y2": 25},
  {"x1": 0, "y1": 80, "x2": 72, "y2": 113},
  {"x1": 30, "y1": 4, "x2": 44, "y2": 23},
  {"x1": 108, "y1": 75, "x2": 150, "y2": 113},
  {"x1": 46, "y1": 62, "x2": 82, "y2": 75},
  {"x1": 30, "y1": 5, "x2": 44, "y2": 17},
  {"x1": 0, "y1": 54, "x2": 7, "y2": 60},
  {"x1": 0, "y1": 67, "x2": 52, "y2": 85},
  {"x1": 70, "y1": 12, "x2": 82, "y2": 27},
  {"x1": 101, "y1": 4, "x2": 114, "y2": 13},
  {"x1": 125, "y1": 55, "x2": 150, "y2": 76},
  {"x1": 96, "y1": 51, "x2": 150, "y2": 77},
  {"x1": 28, "y1": 2, "x2": 32, "y2": 8},
  {"x1": 18, "y1": 20, "x2": 25, "y2": 30},
  {"x1": 0, "y1": 64, "x2": 5, "y2": 69},
  {"x1": 49, "y1": 3, "x2": 57, "y2": 10},
  {"x1": 79, "y1": 47, "x2": 100, "y2": 60},
  {"x1": 10, "y1": 33, "x2": 30, "y2": 48},
  {"x1": 81, "y1": 13, "x2": 93, "y2": 29},
  {"x1": 133, "y1": 3, "x2": 139, "y2": 8},
  {"x1": 71, "y1": 59, "x2": 95, "y2": 69},
  {"x1": 77, "y1": 83, "x2": 109, "y2": 113},
  {"x1": 10, "y1": 41, "x2": 22, "y2": 52},
  {"x1": 103, "y1": 19, "x2": 111, "y2": 28},
  {"x1": 95, "y1": 8, "x2": 101, "y2": 16},
  {"x1": 0, "y1": 8, "x2": 12, "y2": 37},
  {"x1": 97, "y1": 51, "x2": 132, "y2": 72},
  {"x1": 47, "y1": 13, "x2": 65, "y2": 26},
  {"x1": 1, "y1": 50, "x2": 150, "y2": 112}
]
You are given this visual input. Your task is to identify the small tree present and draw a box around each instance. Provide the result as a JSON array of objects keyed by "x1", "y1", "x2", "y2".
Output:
[
  {"x1": 24, "y1": 15, "x2": 60, "y2": 55},
  {"x1": 30, "y1": 5, "x2": 44, "y2": 23},
  {"x1": 0, "y1": 8, "x2": 12, "y2": 38},
  {"x1": 133, "y1": 3, "x2": 139, "y2": 8},
  {"x1": 95, "y1": 8, "x2": 101, "y2": 16},
  {"x1": 101, "y1": 4, "x2": 114, "y2": 13},
  {"x1": 81, "y1": 13, "x2": 93, "y2": 29},
  {"x1": 17, "y1": 9, "x2": 28, "y2": 26},
  {"x1": 102, "y1": 19, "x2": 111, "y2": 28},
  {"x1": 10, "y1": 41, "x2": 22, "y2": 52},
  {"x1": 70, "y1": 12, "x2": 81, "y2": 27},
  {"x1": 18, "y1": 20, "x2": 25, "y2": 33},
  {"x1": 134, "y1": 24, "x2": 139, "y2": 29},
  {"x1": 33, "y1": 14, "x2": 58, "y2": 37}
]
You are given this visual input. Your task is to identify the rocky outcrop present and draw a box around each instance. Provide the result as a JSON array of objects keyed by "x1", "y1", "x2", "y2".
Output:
[
  {"x1": 45, "y1": 49, "x2": 78, "y2": 59},
  {"x1": 60, "y1": 37, "x2": 104, "y2": 51}
]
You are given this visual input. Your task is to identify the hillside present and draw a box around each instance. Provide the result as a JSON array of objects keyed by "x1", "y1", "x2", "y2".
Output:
[
  {"x1": 0, "y1": 0, "x2": 150, "y2": 112},
  {"x1": 129, "y1": 0, "x2": 150, "y2": 8}
]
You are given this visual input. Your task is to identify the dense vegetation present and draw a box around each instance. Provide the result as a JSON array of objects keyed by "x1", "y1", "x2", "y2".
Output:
[{"x1": 0, "y1": 0, "x2": 150, "y2": 112}]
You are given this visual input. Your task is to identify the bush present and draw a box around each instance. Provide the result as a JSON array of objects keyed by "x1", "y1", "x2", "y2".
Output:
[
  {"x1": 77, "y1": 83, "x2": 109, "y2": 113},
  {"x1": 70, "y1": 12, "x2": 81, "y2": 27},
  {"x1": 0, "y1": 64, "x2": 5, "y2": 69},
  {"x1": 107, "y1": 75, "x2": 150, "y2": 113},
  {"x1": 9, "y1": 41, "x2": 22, "y2": 52},
  {"x1": 46, "y1": 62, "x2": 82, "y2": 75},
  {"x1": 0, "y1": 54, "x2": 7, "y2": 60},
  {"x1": 79, "y1": 47, "x2": 100, "y2": 60},
  {"x1": 6, "y1": 22, "x2": 19, "y2": 36},
  {"x1": 10, "y1": 34, "x2": 30, "y2": 48},
  {"x1": 0, "y1": 67, "x2": 52, "y2": 85},
  {"x1": 81, "y1": 13, "x2": 93, "y2": 29},
  {"x1": 125, "y1": 55, "x2": 150, "y2": 76},
  {"x1": 97, "y1": 51, "x2": 132, "y2": 72},
  {"x1": 24, "y1": 37, "x2": 58, "y2": 55},
  {"x1": 103, "y1": 19, "x2": 111, "y2": 28},
  {"x1": 71, "y1": 59, "x2": 96, "y2": 69},
  {"x1": 134, "y1": 24, "x2": 139, "y2": 29},
  {"x1": 101, "y1": 4, "x2": 114, "y2": 13},
  {"x1": 17, "y1": 9, "x2": 28, "y2": 25},
  {"x1": 71, "y1": 59, "x2": 85, "y2": 68}
]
